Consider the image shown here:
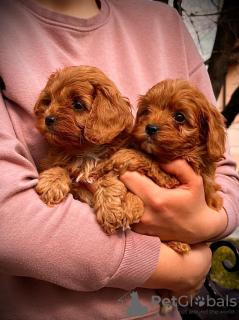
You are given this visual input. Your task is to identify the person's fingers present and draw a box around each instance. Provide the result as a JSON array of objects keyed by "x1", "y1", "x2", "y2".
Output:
[
  {"x1": 159, "y1": 159, "x2": 201, "y2": 187},
  {"x1": 120, "y1": 160, "x2": 200, "y2": 201}
]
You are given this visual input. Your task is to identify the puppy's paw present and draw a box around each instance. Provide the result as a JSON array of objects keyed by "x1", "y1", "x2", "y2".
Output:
[
  {"x1": 157, "y1": 289, "x2": 173, "y2": 315},
  {"x1": 160, "y1": 303, "x2": 173, "y2": 315},
  {"x1": 164, "y1": 174, "x2": 180, "y2": 189},
  {"x1": 156, "y1": 170, "x2": 179, "y2": 189},
  {"x1": 148, "y1": 163, "x2": 180, "y2": 189},
  {"x1": 36, "y1": 167, "x2": 71, "y2": 206},
  {"x1": 165, "y1": 241, "x2": 191, "y2": 254}
]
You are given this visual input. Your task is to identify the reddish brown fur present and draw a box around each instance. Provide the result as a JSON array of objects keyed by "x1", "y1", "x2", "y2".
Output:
[
  {"x1": 90, "y1": 78, "x2": 226, "y2": 314},
  {"x1": 133, "y1": 79, "x2": 226, "y2": 209},
  {"x1": 35, "y1": 74, "x2": 226, "y2": 314},
  {"x1": 92, "y1": 79, "x2": 226, "y2": 235},
  {"x1": 34, "y1": 65, "x2": 133, "y2": 207},
  {"x1": 35, "y1": 71, "x2": 226, "y2": 241}
]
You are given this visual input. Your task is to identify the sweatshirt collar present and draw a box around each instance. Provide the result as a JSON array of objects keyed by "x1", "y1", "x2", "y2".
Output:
[{"x1": 16, "y1": 0, "x2": 110, "y2": 31}]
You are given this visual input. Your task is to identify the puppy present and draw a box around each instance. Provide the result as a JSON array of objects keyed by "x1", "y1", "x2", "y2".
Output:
[
  {"x1": 93, "y1": 78, "x2": 226, "y2": 234},
  {"x1": 133, "y1": 78, "x2": 226, "y2": 209},
  {"x1": 34, "y1": 65, "x2": 134, "y2": 208},
  {"x1": 90, "y1": 78, "x2": 226, "y2": 313}
]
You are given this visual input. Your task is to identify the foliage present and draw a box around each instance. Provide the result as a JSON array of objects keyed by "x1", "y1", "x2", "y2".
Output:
[{"x1": 210, "y1": 238, "x2": 239, "y2": 289}]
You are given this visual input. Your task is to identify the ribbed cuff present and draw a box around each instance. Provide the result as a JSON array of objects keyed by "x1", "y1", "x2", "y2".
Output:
[{"x1": 107, "y1": 230, "x2": 160, "y2": 290}]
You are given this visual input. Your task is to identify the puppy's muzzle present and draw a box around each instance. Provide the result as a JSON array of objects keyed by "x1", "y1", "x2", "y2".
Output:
[
  {"x1": 45, "y1": 115, "x2": 57, "y2": 127},
  {"x1": 145, "y1": 124, "x2": 159, "y2": 136}
]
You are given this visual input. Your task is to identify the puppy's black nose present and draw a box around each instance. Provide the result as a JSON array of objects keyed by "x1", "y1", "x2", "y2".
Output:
[
  {"x1": 145, "y1": 124, "x2": 159, "y2": 136},
  {"x1": 45, "y1": 115, "x2": 57, "y2": 127}
]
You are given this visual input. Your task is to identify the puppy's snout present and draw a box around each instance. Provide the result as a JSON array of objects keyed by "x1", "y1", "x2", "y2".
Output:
[
  {"x1": 45, "y1": 115, "x2": 57, "y2": 127},
  {"x1": 145, "y1": 124, "x2": 159, "y2": 136}
]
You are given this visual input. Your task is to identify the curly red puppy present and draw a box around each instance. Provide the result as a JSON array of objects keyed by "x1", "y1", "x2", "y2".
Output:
[
  {"x1": 93, "y1": 79, "x2": 226, "y2": 235},
  {"x1": 34, "y1": 65, "x2": 133, "y2": 207},
  {"x1": 133, "y1": 78, "x2": 226, "y2": 210},
  {"x1": 91, "y1": 78, "x2": 226, "y2": 313}
]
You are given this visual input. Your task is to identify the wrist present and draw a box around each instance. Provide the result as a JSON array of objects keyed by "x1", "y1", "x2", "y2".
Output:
[
  {"x1": 207, "y1": 207, "x2": 228, "y2": 241},
  {"x1": 199, "y1": 207, "x2": 228, "y2": 242}
]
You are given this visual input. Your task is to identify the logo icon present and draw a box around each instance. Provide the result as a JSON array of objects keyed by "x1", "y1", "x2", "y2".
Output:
[
  {"x1": 118, "y1": 291, "x2": 148, "y2": 318},
  {"x1": 194, "y1": 296, "x2": 206, "y2": 307}
]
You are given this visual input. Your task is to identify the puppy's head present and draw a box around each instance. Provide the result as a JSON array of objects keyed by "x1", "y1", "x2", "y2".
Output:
[
  {"x1": 133, "y1": 79, "x2": 226, "y2": 162},
  {"x1": 34, "y1": 66, "x2": 133, "y2": 150}
]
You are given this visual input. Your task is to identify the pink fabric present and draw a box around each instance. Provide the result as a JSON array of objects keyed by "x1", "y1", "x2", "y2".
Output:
[{"x1": 0, "y1": 0, "x2": 238, "y2": 318}]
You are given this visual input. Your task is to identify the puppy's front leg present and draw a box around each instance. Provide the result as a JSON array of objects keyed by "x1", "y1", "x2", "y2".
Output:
[
  {"x1": 94, "y1": 172, "x2": 144, "y2": 234},
  {"x1": 36, "y1": 167, "x2": 72, "y2": 206}
]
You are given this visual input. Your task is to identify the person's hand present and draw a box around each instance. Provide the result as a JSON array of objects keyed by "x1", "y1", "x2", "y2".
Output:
[
  {"x1": 120, "y1": 159, "x2": 227, "y2": 243},
  {"x1": 142, "y1": 242, "x2": 212, "y2": 302}
]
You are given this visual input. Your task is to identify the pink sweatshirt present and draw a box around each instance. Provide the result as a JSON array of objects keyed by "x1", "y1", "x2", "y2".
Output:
[{"x1": 0, "y1": 0, "x2": 238, "y2": 319}]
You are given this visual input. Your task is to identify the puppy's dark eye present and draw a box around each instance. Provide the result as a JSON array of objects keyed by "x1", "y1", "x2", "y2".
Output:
[
  {"x1": 139, "y1": 109, "x2": 150, "y2": 117},
  {"x1": 73, "y1": 99, "x2": 85, "y2": 111},
  {"x1": 42, "y1": 99, "x2": 51, "y2": 106},
  {"x1": 173, "y1": 112, "x2": 185, "y2": 123}
]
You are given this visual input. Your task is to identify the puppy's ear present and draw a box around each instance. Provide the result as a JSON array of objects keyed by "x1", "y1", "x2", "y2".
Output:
[
  {"x1": 200, "y1": 101, "x2": 226, "y2": 162},
  {"x1": 84, "y1": 85, "x2": 133, "y2": 144}
]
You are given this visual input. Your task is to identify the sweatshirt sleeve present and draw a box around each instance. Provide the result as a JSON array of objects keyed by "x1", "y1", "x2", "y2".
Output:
[
  {"x1": 0, "y1": 91, "x2": 160, "y2": 292},
  {"x1": 190, "y1": 63, "x2": 239, "y2": 241}
]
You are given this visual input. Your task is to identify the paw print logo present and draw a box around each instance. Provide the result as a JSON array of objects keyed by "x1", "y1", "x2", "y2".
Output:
[{"x1": 194, "y1": 296, "x2": 205, "y2": 307}]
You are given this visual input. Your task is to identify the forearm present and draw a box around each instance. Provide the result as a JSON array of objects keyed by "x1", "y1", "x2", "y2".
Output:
[
  {"x1": 0, "y1": 176, "x2": 160, "y2": 292},
  {"x1": 0, "y1": 162, "x2": 159, "y2": 292},
  {"x1": 0, "y1": 95, "x2": 160, "y2": 293},
  {"x1": 141, "y1": 242, "x2": 211, "y2": 294}
]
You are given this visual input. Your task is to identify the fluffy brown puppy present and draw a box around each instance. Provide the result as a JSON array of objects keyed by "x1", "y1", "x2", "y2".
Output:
[
  {"x1": 34, "y1": 65, "x2": 134, "y2": 208},
  {"x1": 91, "y1": 78, "x2": 226, "y2": 313},
  {"x1": 133, "y1": 78, "x2": 226, "y2": 209},
  {"x1": 93, "y1": 79, "x2": 226, "y2": 235}
]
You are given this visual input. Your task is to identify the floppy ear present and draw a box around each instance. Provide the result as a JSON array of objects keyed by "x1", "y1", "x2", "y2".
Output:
[
  {"x1": 84, "y1": 85, "x2": 134, "y2": 145},
  {"x1": 200, "y1": 101, "x2": 226, "y2": 162}
]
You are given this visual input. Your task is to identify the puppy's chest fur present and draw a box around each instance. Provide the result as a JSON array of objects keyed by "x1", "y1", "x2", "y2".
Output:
[{"x1": 41, "y1": 146, "x2": 113, "y2": 183}]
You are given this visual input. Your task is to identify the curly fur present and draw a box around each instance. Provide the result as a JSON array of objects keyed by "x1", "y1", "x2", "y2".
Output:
[
  {"x1": 91, "y1": 79, "x2": 226, "y2": 236},
  {"x1": 35, "y1": 73, "x2": 226, "y2": 314},
  {"x1": 89, "y1": 78, "x2": 226, "y2": 314},
  {"x1": 34, "y1": 65, "x2": 133, "y2": 207}
]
